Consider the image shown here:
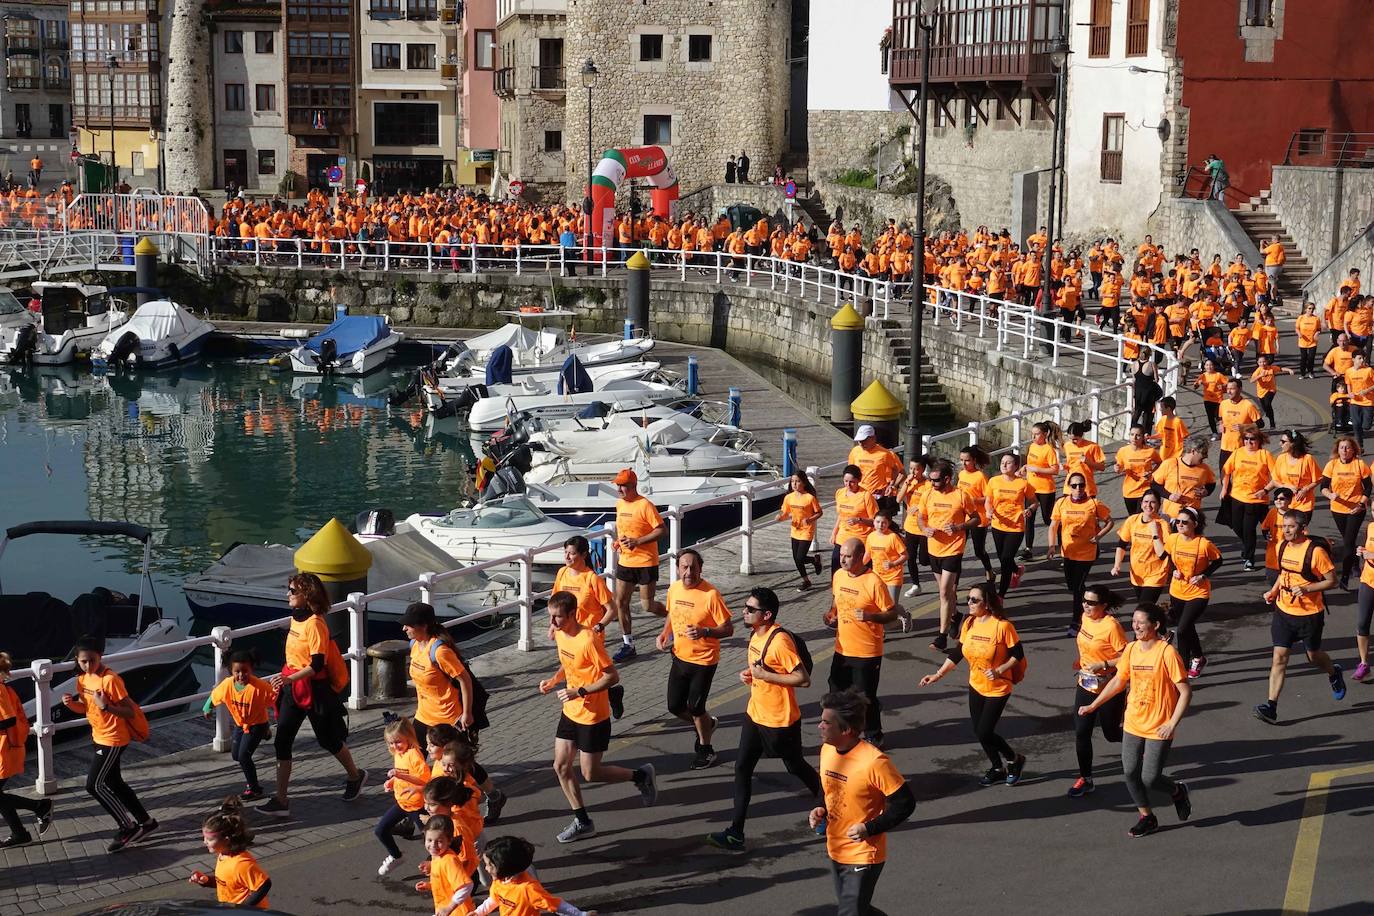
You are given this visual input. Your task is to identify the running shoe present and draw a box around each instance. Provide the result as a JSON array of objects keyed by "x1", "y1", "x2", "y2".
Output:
[
  {"x1": 34, "y1": 798, "x2": 53, "y2": 836},
  {"x1": 898, "y1": 610, "x2": 914, "y2": 634},
  {"x1": 979, "y1": 767, "x2": 1007, "y2": 787},
  {"x1": 612, "y1": 643, "x2": 638, "y2": 663},
  {"x1": 930, "y1": 632, "x2": 949, "y2": 652},
  {"x1": 556, "y1": 818, "x2": 595, "y2": 844},
  {"x1": 1016, "y1": 547, "x2": 1033, "y2": 562},
  {"x1": 1253, "y1": 701, "x2": 1279, "y2": 725},
  {"x1": 705, "y1": 829, "x2": 746, "y2": 851},
  {"x1": 609, "y1": 684, "x2": 625, "y2": 720},
  {"x1": 797, "y1": 579, "x2": 811, "y2": 593},
  {"x1": 1172, "y1": 782, "x2": 1192, "y2": 821},
  {"x1": 240, "y1": 786, "x2": 265, "y2": 802},
  {"x1": 1353, "y1": 662, "x2": 1371, "y2": 682},
  {"x1": 1331, "y1": 664, "x2": 1347, "y2": 701},
  {"x1": 691, "y1": 746, "x2": 718, "y2": 770},
  {"x1": 485, "y1": 790, "x2": 507, "y2": 825},
  {"x1": 949, "y1": 610, "x2": 964, "y2": 636},
  {"x1": 1010, "y1": 565, "x2": 1025, "y2": 588},
  {"x1": 129, "y1": 819, "x2": 158, "y2": 845},
  {"x1": 0, "y1": 833, "x2": 33, "y2": 848},
  {"x1": 1187, "y1": 657, "x2": 1207, "y2": 679},
  {"x1": 1128, "y1": 814, "x2": 1159, "y2": 838},
  {"x1": 343, "y1": 769, "x2": 368, "y2": 801},
  {"x1": 636, "y1": 763, "x2": 658, "y2": 806},
  {"x1": 106, "y1": 826, "x2": 138, "y2": 853},
  {"x1": 260, "y1": 797, "x2": 290, "y2": 817},
  {"x1": 1340, "y1": 575, "x2": 1351, "y2": 591},
  {"x1": 1005, "y1": 754, "x2": 1027, "y2": 786},
  {"x1": 812, "y1": 556, "x2": 823, "y2": 576},
  {"x1": 903, "y1": 584, "x2": 921, "y2": 598},
  {"x1": 377, "y1": 855, "x2": 401, "y2": 876},
  {"x1": 1067, "y1": 777, "x2": 1094, "y2": 798},
  {"x1": 1244, "y1": 560, "x2": 1256, "y2": 572}
]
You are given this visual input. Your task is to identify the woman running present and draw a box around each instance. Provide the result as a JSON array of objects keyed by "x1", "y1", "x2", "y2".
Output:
[
  {"x1": 1020, "y1": 421, "x2": 1062, "y2": 560},
  {"x1": 1320, "y1": 436, "x2": 1372, "y2": 590},
  {"x1": 1078, "y1": 603, "x2": 1193, "y2": 838},
  {"x1": 898, "y1": 456, "x2": 931, "y2": 599},
  {"x1": 957, "y1": 445, "x2": 996, "y2": 582},
  {"x1": 776, "y1": 470, "x2": 823, "y2": 591},
  {"x1": 1112, "y1": 492, "x2": 1171, "y2": 604},
  {"x1": 400, "y1": 602, "x2": 476, "y2": 751},
  {"x1": 1220, "y1": 423, "x2": 1277, "y2": 571},
  {"x1": 1296, "y1": 300, "x2": 1322, "y2": 379},
  {"x1": 1154, "y1": 507, "x2": 1223, "y2": 679},
  {"x1": 1273, "y1": 430, "x2": 1321, "y2": 516},
  {"x1": 1151, "y1": 434, "x2": 1217, "y2": 523},
  {"x1": 1115, "y1": 425, "x2": 1162, "y2": 516},
  {"x1": 1063, "y1": 421, "x2": 1107, "y2": 498},
  {"x1": 1068, "y1": 584, "x2": 1128, "y2": 798},
  {"x1": 1048, "y1": 472, "x2": 1114, "y2": 634},
  {"x1": 0, "y1": 652, "x2": 53, "y2": 847},
  {"x1": 1353, "y1": 518, "x2": 1374, "y2": 682},
  {"x1": 986, "y1": 453, "x2": 1035, "y2": 596},
  {"x1": 918, "y1": 583, "x2": 1027, "y2": 787},
  {"x1": 1192, "y1": 358, "x2": 1227, "y2": 438}
]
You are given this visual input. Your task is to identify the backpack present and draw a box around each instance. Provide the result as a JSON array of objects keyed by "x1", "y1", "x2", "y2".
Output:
[
  {"x1": 127, "y1": 700, "x2": 150, "y2": 743},
  {"x1": 758, "y1": 626, "x2": 813, "y2": 677},
  {"x1": 1277, "y1": 536, "x2": 1333, "y2": 584},
  {"x1": 426, "y1": 639, "x2": 491, "y2": 731}
]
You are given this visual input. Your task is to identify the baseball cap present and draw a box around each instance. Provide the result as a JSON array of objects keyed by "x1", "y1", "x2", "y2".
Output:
[
  {"x1": 613, "y1": 468, "x2": 637, "y2": 486},
  {"x1": 398, "y1": 602, "x2": 437, "y2": 628},
  {"x1": 854, "y1": 424, "x2": 876, "y2": 442}
]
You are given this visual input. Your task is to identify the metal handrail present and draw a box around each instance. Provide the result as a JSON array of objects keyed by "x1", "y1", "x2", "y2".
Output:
[{"x1": 1282, "y1": 130, "x2": 1374, "y2": 169}]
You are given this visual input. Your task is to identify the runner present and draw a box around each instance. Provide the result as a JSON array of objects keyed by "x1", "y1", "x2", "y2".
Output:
[
  {"x1": 552, "y1": 535, "x2": 624, "y2": 719},
  {"x1": 808, "y1": 689, "x2": 914, "y2": 916},
  {"x1": 825, "y1": 538, "x2": 902, "y2": 746},
  {"x1": 611, "y1": 468, "x2": 667, "y2": 662},
  {"x1": 897, "y1": 456, "x2": 931, "y2": 598},
  {"x1": 1062, "y1": 421, "x2": 1107, "y2": 497},
  {"x1": 1251, "y1": 354, "x2": 1295, "y2": 429},
  {"x1": 1217, "y1": 378, "x2": 1261, "y2": 472},
  {"x1": 706, "y1": 586, "x2": 820, "y2": 851},
  {"x1": 1150, "y1": 396, "x2": 1188, "y2": 461},
  {"x1": 848, "y1": 424, "x2": 904, "y2": 515},
  {"x1": 1260, "y1": 488, "x2": 1294, "y2": 587},
  {"x1": 375, "y1": 716, "x2": 431, "y2": 875},
  {"x1": 654, "y1": 549, "x2": 733, "y2": 769},
  {"x1": 865, "y1": 511, "x2": 914, "y2": 631},
  {"x1": 1191, "y1": 358, "x2": 1227, "y2": 439},
  {"x1": 776, "y1": 470, "x2": 824, "y2": 591},
  {"x1": 415, "y1": 814, "x2": 476, "y2": 916},
  {"x1": 1154, "y1": 507, "x2": 1223, "y2": 679},
  {"x1": 1114, "y1": 425, "x2": 1161, "y2": 518},
  {"x1": 1346, "y1": 351, "x2": 1374, "y2": 450},
  {"x1": 58, "y1": 636, "x2": 158, "y2": 851},
  {"x1": 202, "y1": 649, "x2": 275, "y2": 802},
  {"x1": 957, "y1": 445, "x2": 996, "y2": 583},
  {"x1": 1220, "y1": 423, "x2": 1276, "y2": 571},
  {"x1": 0, "y1": 651, "x2": 52, "y2": 848},
  {"x1": 1068, "y1": 584, "x2": 1128, "y2": 798},
  {"x1": 1353, "y1": 517, "x2": 1374, "y2": 682},
  {"x1": 1077, "y1": 603, "x2": 1193, "y2": 838},
  {"x1": 1319, "y1": 436, "x2": 1371, "y2": 590},
  {"x1": 986, "y1": 452, "x2": 1035, "y2": 596},
  {"x1": 189, "y1": 797, "x2": 272, "y2": 909},
  {"x1": 1112, "y1": 492, "x2": 1171, "y2": 603},
  {"x1": 540, "y1": 591, "x2": 656, "y2": 843},
  {"x1": 1150, "y1": 434, "x2": 1216, "y2": 522},
  {"x1": 475, "y1": 836, "x2": 598, "y2": 916},
  {"x1": 914, "y1": 458, "x2": 977, "y2": 650},
  {"x1": 1020, "y1": 421, "x2": 1062, "y2": 559},
  {"x1": 833, "y1": 464, "x2": 878, "y2": 576},
  {"x1": 918, "y1": 583, "x2": 1027, "y2": 786},
  {"x1": 1273, "y1": 430, "x2": 1321, "y2": 516},
  {"x1": 1255, "y1": 510, "x2": 1346, "y2": 724},
  {"x1": 1048, "y1": 471, "x2": 1114, "y2": 634},
  {"x1": 400, "y1": 603, "x2": 475, "y2": 751}
]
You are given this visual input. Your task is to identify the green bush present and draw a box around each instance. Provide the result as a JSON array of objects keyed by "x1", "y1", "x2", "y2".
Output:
[
  {"x1": 583, "y1": 286, "x2": 606, "y2": 305},
  {"x1": 836, "y1": 168, "x2": 877, "y2": 190},
  {"x1": 428, "y1": 281, "x2": 452, "y2": 300},
  {"x1": 395, "y1": 278, "x2": 417, "y2": 297}
]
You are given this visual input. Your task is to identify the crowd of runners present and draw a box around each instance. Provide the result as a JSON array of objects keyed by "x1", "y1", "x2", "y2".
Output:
[{"x1": 1, "y1": 205, "x2": 1371, "y2": 914}]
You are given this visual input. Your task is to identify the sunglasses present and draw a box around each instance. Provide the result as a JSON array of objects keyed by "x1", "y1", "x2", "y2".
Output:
[
  {"x1": 1069, "y1": 482, "x2": 1087, "y2": 489},
  {"x1": 743, "y1": 604, "x2": 763, "y2": 613},
  {"x1": 1244, "y1": 436, "x2": 1260, "y2": 442},
  {"x1": 1082, "y1": 598, "x2": 1106, "y2": 606},
  {"x1": 1177, "y1": 518, "x2": 1196, "y2": 525},
  {"x1": 967, "y1": 595, "x2": 985, "y2": 604}
]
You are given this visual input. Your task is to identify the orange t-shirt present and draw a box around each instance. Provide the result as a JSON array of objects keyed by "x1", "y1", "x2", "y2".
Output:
[
  {"x1": 665, "y1": 579, "x2": 732, "y2": 666},
  {"x1": 1274, "y1": 539, "x2": 1335, "y2": 616},
  {"x1": 552, "y1": 564, "x2": 613, "y2": 631},
  {"x1": 746, "y1": 624, "x2": 802, "y2": 728},
  {"x1": 819, "y1": 741, "x2": 906, "y2": 866},
  {"x1": 1114, "y1": 445, "x2": 1161, "y2": 499},
  {"x1": 959, "y1": 615, "x2": 1021, "y2": 698},
  {"x1": 1218, "y1": 398, "x2": 1261, "y2": 451},
  {"x1": 614, "y1": 495, "x2": 664, "y2": 568},
  {"x1": 900, "y1": 478, "x2": 930, "y2": 535},
  {"x1": 920, "y1": 486, "x2": 977, "y2": 557},
  {"x1": 1194, "y1": 371, "x2": 1226, "y2": 404},
  {"x1": 554, "y1": 627, "x2": 614, "y2": 725},
  {"x1": 957, "y1": 468, "x2": 991, "y2": 526},
  {"x1": 209, "y1": 676, "x2": 274, "y2": 731},
  {"x1": 1361, "y1": 524, "x2": 1374, "y2": 589},
  {"x1": 429, "y1": 847, "x2": 476, "y2": 915},
  {"x1": 391, "y1": 745, "x2": 431, "y2": 812},
  {"x1": 848, "y1": 444, "x2": 904, "y2": 495},
  {"x1": 1152, "y1": 457, "x2": 1215, "y2": 518},
  {"x1": 1162, "y1": 533, "x2": 1221, "y2": 601},
  {"x1": 1272, "y1": 452, "x2": 1319, "y2": 512},
  {"x1": 409, "y1": 638, "x2": 467, "y2": 727},
  {"x1": 987, "y1": 475, "x2": 1035, "y2": 532},
  {"x1": 75, "y1": 668, "x2": 131, "y2": 747},
  {"x1": 1075, "y1": 613, "x2": 1128, "y2": 691},
  {"x1": 1051, "y1": 496, "x2": 1111, "y2": 561},
  {"x1": 1224, "y1": 447, "x2": 1276, "y2": 505},
  {"x1": 1116, "y1": 513, "x2": 1170, "y2": 587},
  {"x1": 1296, "y1": 314, "x2": 1321, "y2": 349},
  {"x1": 215, "y1": 851, "x2": 270, "y2": 909},
  {"x1": 831, "y1": 570, "x2": 894, "y2": 658},
  {"x1": 1025, "y1": 442, "x2": 1060, "y2": 494},
  {"x1": 865, "y1": 529, "x2": 907, "y2": 586},
  {"x1": 1322, "y1": 457, "x2": 1371, "y2": 514},
  {"x1": 486, "y1": 872, "x2": 563, "y2": 916},
  {"x1": 782, "y1": 491, "x2": 822, "y2": 542},
  {"x1": 1119, "y1": 639, "x2": 1188, "y2": 738},
  {"x1": 1346, "y1": 366, "x2": 1374, "y2": 407}
]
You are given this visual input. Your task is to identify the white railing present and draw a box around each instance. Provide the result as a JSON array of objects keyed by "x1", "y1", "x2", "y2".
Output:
[{"x1": 0, "y1": 230, "x2": 135, "y2": 280}]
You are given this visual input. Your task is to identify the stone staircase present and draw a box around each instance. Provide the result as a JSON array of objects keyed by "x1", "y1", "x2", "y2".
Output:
[
  {"x1": 872, "y1": 307, "x2": 955, "y2": 432},
  {"x1": 1232, "y1": 192, "x2": 1313, "y2": 301}
]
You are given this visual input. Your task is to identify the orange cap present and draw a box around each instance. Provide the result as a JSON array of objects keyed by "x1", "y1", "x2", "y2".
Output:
[{"x1": 613, "y1": 468, "x2": 637, "y2": 486}]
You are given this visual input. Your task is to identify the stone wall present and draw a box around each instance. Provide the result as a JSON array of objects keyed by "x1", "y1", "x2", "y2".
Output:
[
  {"x1": 1149, "y1": 197, "x2": 1261, "y2": 264},
  {"x1": 922, "y1": 117, "x2": 1054, "y2": 234},
  {"x1": 811, "y1": 177, "x2": 960, "y2": 239},
  {"x1": 164, "y1": 0, "x2": 213, "y2": 192},
  {"x1": 1269, "y1": 166, "x2": 1374, "y2": 295},
  {"x1": 499, "y1": 14, "x2": 568, "y2": 197},
  {"x1": 807, "y1": 110, "x2": 909, "y2": 183},
  {"x1": 674, "y1": 183, "x2": 798, "y2": 227}
]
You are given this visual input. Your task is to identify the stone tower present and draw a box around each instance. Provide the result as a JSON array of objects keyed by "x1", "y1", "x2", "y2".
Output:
[
  {"x1": 561, "y1": 0, "x2": 791, "y2": 203},
  {"x1": 162, "y1": 0, "x2": 213, "y2": 192}
]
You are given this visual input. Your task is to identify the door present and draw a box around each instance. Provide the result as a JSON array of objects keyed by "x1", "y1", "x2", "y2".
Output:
[
  {"x1": 15, "y1": 104, "x2": 31, "y2": 138},
  {"x1": 306, "y1": 153, "x2": 336, "y2": 191},
  {"x1": 537, "y1": 38, "x2": 564, "y2": 89},
  {"x1": 48, "y1": 104, "x2": 64, "y2": 139},
  {"x1": 223, "y1": 149, "x2": 248, "y2": 188}
]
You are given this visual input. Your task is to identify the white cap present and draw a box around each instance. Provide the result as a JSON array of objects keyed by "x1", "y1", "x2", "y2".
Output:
[{"x1": 854, "y1": 424, "x2": 876, "y2": 442}]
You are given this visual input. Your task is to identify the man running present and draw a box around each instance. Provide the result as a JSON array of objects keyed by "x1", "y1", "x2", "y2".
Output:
[
  {"x1": 553, "y1": 534, "x2": 624, "y2": 718},
  {"x1": 706, "y1": 586, "x2": 820, "y2": 851},
  {"x1": 611, "y1": 468, "x2": 666, "y2": 662},
  {"x1": 915, "y1": 458, "x2": 977, "y2": 650},
  {"x1": 1255, "y1": 510, "x2": 1347, "y2": 724},
  {"x1": 848, "y1": 425, "x2": 904, "y2": 516},
  {"x1": 825, "y1": 538, "x2": 902, "y2": 747},
  {"x1": 809, "y1": 689, "x2": 915, "y2": 916},
  {"x1": 540, "y1": 591, "x2": 657, "y2": 843},
  {"x1": 654, "y1": 549, "x2": 733, "y2": 769}
]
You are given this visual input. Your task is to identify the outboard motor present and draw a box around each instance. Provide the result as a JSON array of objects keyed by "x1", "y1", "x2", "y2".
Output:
[
  {"x1": 355, "y1": 508, "x2": 396, "y2": 537},
  {"x1": 318, "y1": 336, "x2": 339, "y2": 374},
  {"x1": 108, "y1": 331, "x2": 141, "y2": 371},
  {"x1": 482, "y1": 445, "x2": 533, "y2": 500},
  {"x1": 8, "y1": 324, "x2": 38, "y2": 365},
  {"x1": 452, "y1": 384, "x2": 486, "y2": 412},
  {"x1": 389, "y1": 368, "x2": 423, "y2": 406}
]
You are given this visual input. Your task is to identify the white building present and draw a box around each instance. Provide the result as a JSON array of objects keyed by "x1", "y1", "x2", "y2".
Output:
[{"x1": 209, "y1": 7, "x2": 288, "y2": 193}]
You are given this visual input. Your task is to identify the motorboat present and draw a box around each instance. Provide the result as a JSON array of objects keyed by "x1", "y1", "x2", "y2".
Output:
[
  {"x1": 0, "y1": 282, "x2": 130, "y2": 365},
  {"x1": 427, "y1": 358, "x2": 662, "y2": 398},
  {"x1": 434, "y1": 309, "x2": 654, "y2": 377},
  {"x1": 91, "y1": 299, "x2": 214, "y2": 371},
  {"x1": 287, "y1": 314, "x2": 404, "y2": 376},
  {"x1": 0, "y1": 521, "x2": 194, "y2": 723},
  {"x1": 464, "y1": 380, "x2": 691, "y2": 433},
  {"x1": 523, "y1": 415, "x2": 769, "y2": 483},
  {"x1": 511, "y1": 402, "x2": 757, "y2": 458},
  {"x1": 404, "y1": 495, "x2": 589, "y2": 568},
  {"x1": 183, "y1": 529, "x2": 518, "y2": 642}
]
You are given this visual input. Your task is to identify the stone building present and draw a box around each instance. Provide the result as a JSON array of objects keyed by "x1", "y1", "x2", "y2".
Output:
[
  {"x1": 0, "y1": 2, "x2": 72, "y2": 185},
  {"x1": 207, "y1": 2, "x2": 287, "y2": 193},
  {"x1": 494, "y1": 0, "x2": 567, "y2": 201}
]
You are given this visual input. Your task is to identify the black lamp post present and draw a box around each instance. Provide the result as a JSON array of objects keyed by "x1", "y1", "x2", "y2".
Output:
[
  {"x1": 1039, "y1": 36, "x2": 1070, "y2": 328},
  {"x1": 905, "y1": 0, "x2": 939, "y2": 460},
  {"x1": 106, "y1": 54, "x2": 118, "y2": 190},
  {"x1": 580, "y1": 58, "x2": 598, "y2": 254}
]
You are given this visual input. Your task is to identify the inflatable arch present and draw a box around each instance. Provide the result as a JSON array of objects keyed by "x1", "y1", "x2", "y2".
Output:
[{"x1": 588, "y1": 146, "x2": 679, "y2": 252}]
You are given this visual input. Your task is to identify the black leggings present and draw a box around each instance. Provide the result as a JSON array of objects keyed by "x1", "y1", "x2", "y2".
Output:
[
  {"x1": 86, "y1": 743, "x2": 150, "y2": 830},
  {"x1": 729, "y1": 719, "x2": 820, "y2": 833},
  {"x1": 828, "y1": 654, "x2": 883, "y2": 737},
  {"x1": 1024, "y1": 492, "x2": 1055, "y2": 552},
  {"x1": 1135, "y1": 584, "x2": 1164, "y2": 604},
  {"x1": 1358, "y1": 583, "x2": 1374, "y2": 637},
  {"x1": 904, "y1": 531, "x2": 928, "y2": 585},
  {"x1": 968, "y1": 525, "x2": 994, "y2": 575},
  {"x1": 991, "y1": 528, "x2": 1023, "y2": 595},
  {"x1": 1203, "y1": 400, "x2": 1220, "y2": 435},
  {"x1": 791, "y1": 537, "x2": 814, "y2": 580},
  {"x1": 967, "y1": 688, "x2": 1015, "y2": 770},
  {"x1": 232, "y1": 723, "x2": 271, "y2": 791},
  {"x1": 1168, "y1": 595, "x2": 1209, "y2": 662},
  {"x1": 1073, "y1": 684, "x2": 1125, "y2": 779},
  {"x1": 274, "y1": 685, "x2": 348, "y2": 760},
  {"x1": 1300, "y1": 346, "x2": 1317, "y2": 376},
  {"x1": 1233, "y1": 500, "x2": 1268, "y2": 564},
  {"x1": 0, "y1": 776, "x2": 40, "y2": 837},
  {"x1": 374, "y1": 802, "x2": 424, "y2": 859},
  {"x1": 1259, "y1": 392, "x2": 1277, "y2": 429},
  {"x1": 1333, "y1": 510, "x2": 1367, "y2": 582},
  {"x1": 1063, "y1": 557, "x2": 1096, "y2": 626}
]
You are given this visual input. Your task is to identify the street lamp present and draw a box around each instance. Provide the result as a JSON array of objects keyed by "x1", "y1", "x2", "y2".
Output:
[
  {"x1": 1127, "y1": 64, "x2": 1168, "y2": 75},
  {"x1": 580, "y1": 58, "x2": 598, "y2": 255},
  {"x1": 106, "y1": 54, "x2": 118, "y2": 190},
  {"x1": 905, "y1": 0, "x2": 939, "y2": 460},
  {"x1": 1039, "y1": 35, "x2": 1070, "y2": 335}
]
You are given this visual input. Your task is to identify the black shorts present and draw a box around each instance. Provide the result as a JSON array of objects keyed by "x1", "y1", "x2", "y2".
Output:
[
  {"x1": 555, "y1": 713, "x2": 612, "y2": 754},
  {"x1": 928, "y1": 553, "x2": 962, "y2": 577},
  {"x1": 1271, "y1": 609, "x2": 1325, "y2": 651},
  {"x1": 666, "y1": 655, "x2": 718, "y2": 718},
  {"x1": 615, "y1": 564, "x2": 659, "y2": 586}
]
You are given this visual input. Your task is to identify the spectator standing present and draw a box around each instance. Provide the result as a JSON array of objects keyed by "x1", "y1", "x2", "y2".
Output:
[
  {"x1": 725, "y1": 156, "x2": 737, "y2": 184},
  {"x1": 737, "y1": 151, "x2": 750, "y2": 184}
]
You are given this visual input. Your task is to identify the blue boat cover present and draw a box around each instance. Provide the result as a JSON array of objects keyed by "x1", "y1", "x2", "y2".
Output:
[
  {"x1": 486, "y1": 344, "x2": 514, "y2": 385},
  {"x1": 558, "y1": 354, "x2": 592, "y2": 394},
  {"x1": 576, "y1": 400, "x2": 611, "y2": 419},
  {"x1": 305, "y1": 315, "x2": 389, "y2": 355}
]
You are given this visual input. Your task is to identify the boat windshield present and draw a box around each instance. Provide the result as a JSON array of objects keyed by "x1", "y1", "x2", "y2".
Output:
[
  {"x1": 441, "y1": 496, "x2": 545, "y2": 528},
  {"x1": 0, "y1": 289, "x2": 25, "y2": 316}
]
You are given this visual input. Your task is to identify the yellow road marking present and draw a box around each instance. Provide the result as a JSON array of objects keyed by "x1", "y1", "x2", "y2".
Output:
[{"x1": 1281, "y1": 762, "x2": 1374, "y2": 915}]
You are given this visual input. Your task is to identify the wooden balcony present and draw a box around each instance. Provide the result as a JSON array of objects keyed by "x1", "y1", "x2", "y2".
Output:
[{"x1": 889, "y1": 0, "x2": 1063, "y2": 88}]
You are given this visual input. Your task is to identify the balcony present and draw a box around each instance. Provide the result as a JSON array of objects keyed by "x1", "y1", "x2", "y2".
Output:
[
  {"x1": 531, "y1": 65, "x2": 563, "y2": 91},
  {"x1": 7, "y1": 76, "x2": 39, "y2": 90},
  {"x1": 889, "y1": 0, "x2": 1063, "y2": 88},
  {"x1": 494, "y1": 66, "x2": 515, "y2": 97}
]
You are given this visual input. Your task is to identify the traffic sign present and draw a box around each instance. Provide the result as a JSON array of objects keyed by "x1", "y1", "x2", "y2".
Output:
[
  {"x1": 326, "y1": 165, "x2": 343, "y2": 183},
  {"x1": 508, "y1": 179, "x2": 525, "y2": 197},
  {"x1": 70, "y1": 149, "x2": 80, "y2": 162}
]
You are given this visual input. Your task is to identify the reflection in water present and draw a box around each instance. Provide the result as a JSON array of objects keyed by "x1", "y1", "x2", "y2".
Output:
[{"x1": 0, "y1": 361, "x2": 476, "y2": 628}]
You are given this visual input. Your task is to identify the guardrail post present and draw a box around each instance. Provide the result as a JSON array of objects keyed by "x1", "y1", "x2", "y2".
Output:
[
  {"x1": 668, "y1": 508, "x2": 682, "y2": 583},
  {"x1": 1022, "y1": 316, "x2": 1031, "y2": 359},
  {"x1": 339, "y1": 241, "x2": 346, "y2": 271},
  {"x1": 602, "y1": 521, "x2": 618, "y2": 590},
  {"x1": 470, "y1": 243, "x2": 478, "y2": 275},
  {"x1": 966, "y1": 421, "x2": 979, "y2": 446},
  {"x1": 518, "y1": 549, "x2": 534, "y2": 651},
  {"x1": 419, "y1": 571, "x2": 434, "y2": 605},
  {"x1": 738, "y1": 483, "x2": 754, "y2": 575},
  {"x1": 680, "y1": 254, "x2": 687, "y2": 282},
  {"x1": 30, "y1": 659, "x2": 56, "y2": 796},
  {"x1": 978, "y1": 297, "x2": 988, "y2": 337},
  {"x1": 728, "y1": 387, "x2": 742, "y2": 427},
  {"x1": 1116, "y1": 337, "x2": 1126, "y2": 384},
  {"x1": 715, "y1": 251, "x2": 723, "y2": 284},
  {"x1": 211, "y1": 625, "x2": 234, "y2": 752},
  {"x1": 1011, "y1": 414, "x2": 1023, "y2": 453},
  {"x1": 954, "y1": 297, "x2": 964, "y2": 332},
  {"x1": 347, "y1": 593, "x2": 367, "y2": 710},
  {"x1": 782, "y1": 428, "x2": 798, "y2": 476},
  {"x1": 1051, "y1": 322, "x2": 1062, "y2": 367},
  {"x1": 383, "y1": 240, "x2": 390, "y2": 273},
  {"x1": 1082, "y1": 336, "x2": 1091, "y2": 376},
  {"x1": 1052, "y1": 400, "x2": 1064, "y2": 427},
  {"x1": 1090, "y1": 388, "x2": 1102, "y2": 432},
  {"x1": 515, "y1": 244, "x2": 522, "y2": 275},
  {"x1": 559, "y1": 244, "x2": 566, "y2": 276}
]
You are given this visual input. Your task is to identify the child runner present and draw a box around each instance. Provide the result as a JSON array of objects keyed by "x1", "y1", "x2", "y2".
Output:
[
  {"x1": 416, "y1": 814, "x2": 476, "y2": 916},
  {"x1": 474, "y1": 835, "x2": 598, "y2": 916},
  {"x1": 203, "y1": 649, "x2": 275, "y2": 801},
  {"x1": 188, "y1": 797, "x2": 271, "y2": 909},
  {"x1": 0, "y1": 651, "x2": 53, "y2": 847},
  {"x1": 865, "y1": 511, "x2": 913, "y2": 632},
  {"x1": 776, "y1": 470, "x2": 823, "y2": 591},
  {"x1": 376, "y1": 716, "x2": 432, "y2": 876},
  {"x1": 1150, "y1": 396, "x2": 1188, "y2": 461}
]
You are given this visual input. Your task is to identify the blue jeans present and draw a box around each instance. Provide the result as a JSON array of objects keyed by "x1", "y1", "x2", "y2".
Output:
[{"x1": 374, "y1": 803, "x2": 424, "y2": 858}]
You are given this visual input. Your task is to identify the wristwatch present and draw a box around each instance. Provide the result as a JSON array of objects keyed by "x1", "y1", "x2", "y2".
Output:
[{"x1": 577, "y1": 687, "x2": 588, "y2": 698}]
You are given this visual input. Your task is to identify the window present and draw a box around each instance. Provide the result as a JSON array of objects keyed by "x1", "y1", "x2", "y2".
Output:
[
  {"x1": 474, "y1": 30, "x2": 495, "y2": 70},
  {"x1": 407, "y1": 43, "x2": 436, "y2": 70},
  {"x1": 224, "y1": 30, "x2": 243, "y2": 54},
  {"x1": 407, "y1": 0, "x2": 438, "y2": 19},
  {"x1": 544, "y1": 130, "x2": 562, "y2": 152},
  {"x1": 372, "y1": 43, "x2": 401, "y2": 70},
  {"x1": 369, "y1": 0, "x2": 402, "y2": 18},
  {"x1": 1246, "y1": 0, "x2": 1274, "y2": 27},
  {"x1": 639, "y1": 34, "x2": 663, "y2": 62},
  {"x1": 1126, "y1": 0, "x2": 1150, "y2": 57},
  {"x1": 255, "y1": 31, "x2": 274, "y2": 54},
  {"x1": 1296, "y1": 128, "x2": 1327, "y2": 157},
  {"x1": 258, "y1": 150, "x2": 277, "y2": 175},
  {"x1": 688, "y1": 34, "x2": 712, "y2": 62},
  {"x1": 1101, "y1": 114, "x2": 1124, "y2": 182},
  {"x1": 1088, "y1": 0, "x2": 1111, "y2": 58},
  {"x1": 375, "y1": 102, "x2": 439, "y2": 146},
  {"x1": 225, "y1": 83, "x2": 245, "y2": 111},
  {"x1": 643, "y1": 114, "x2": 671, "y2": 145},
  {"x1": 43, "y1": 56, "x2": 69, "y2": 89},
  {"x1": 255, "y1": 84, "x2": 276, "y2": 112}
]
